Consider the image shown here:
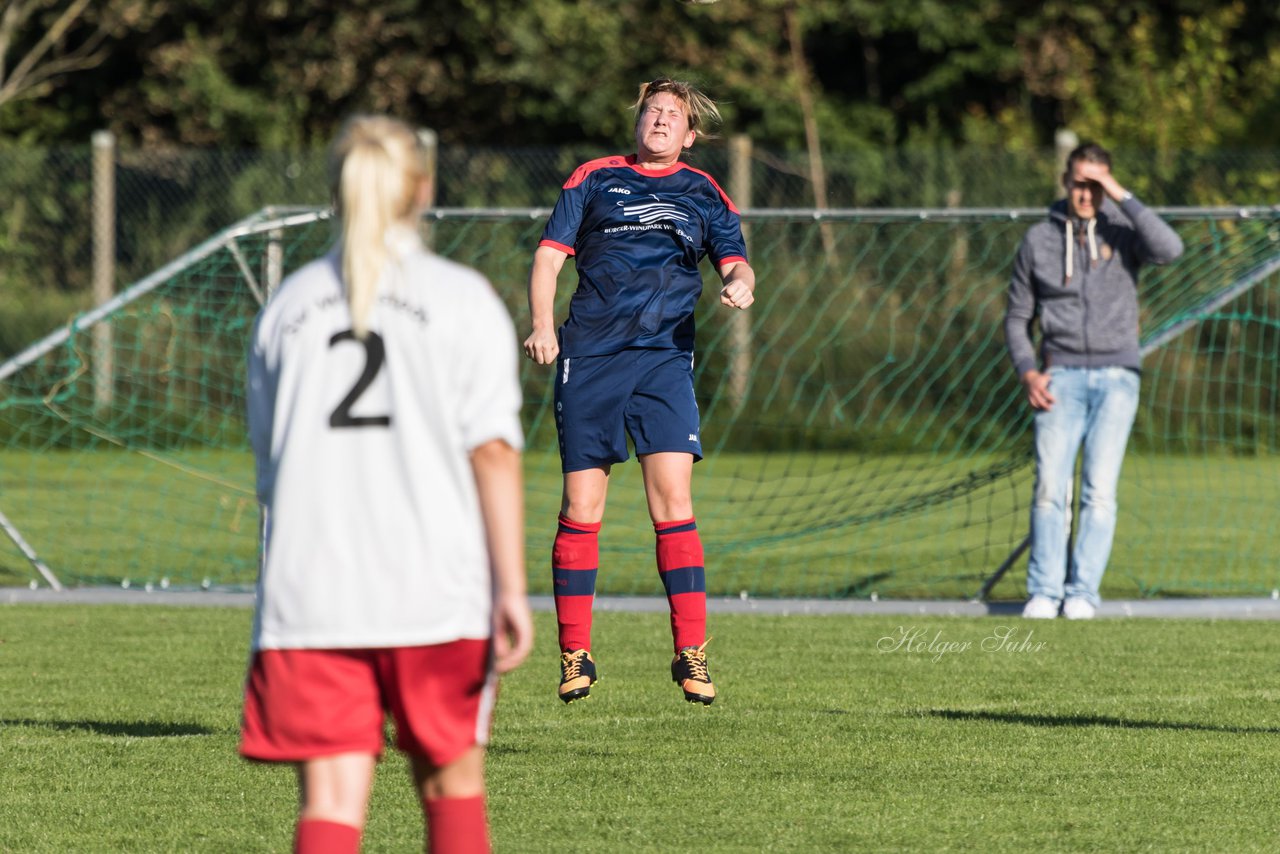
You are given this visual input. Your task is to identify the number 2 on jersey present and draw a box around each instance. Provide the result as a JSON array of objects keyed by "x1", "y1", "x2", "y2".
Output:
[{"x1": 328, "y1": 330, "x2": 392, "y2": 428}]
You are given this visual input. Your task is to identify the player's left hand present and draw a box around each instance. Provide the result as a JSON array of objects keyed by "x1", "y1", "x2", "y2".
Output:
[
  {"x1": 523, "y1": 326, "x2": 560, "y2": 365},
  {"x1": 720, "y1": 280, "x2": 754, "y2": 309}
]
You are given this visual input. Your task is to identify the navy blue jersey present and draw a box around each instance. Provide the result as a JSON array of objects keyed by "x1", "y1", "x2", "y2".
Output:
[{"x1": 539, "y1": 154, "x2": 748, "y2": 357}]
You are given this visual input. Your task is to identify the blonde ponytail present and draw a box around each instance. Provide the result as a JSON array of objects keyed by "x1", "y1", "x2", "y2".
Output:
[{"x1": 327, "y1": 115, "x2": 428, "y2": 339}]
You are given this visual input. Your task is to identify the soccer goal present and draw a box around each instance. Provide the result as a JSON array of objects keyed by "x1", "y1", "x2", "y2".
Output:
[{"x1": 2, "y1": 205, "x2": 1277, "y2": 599}]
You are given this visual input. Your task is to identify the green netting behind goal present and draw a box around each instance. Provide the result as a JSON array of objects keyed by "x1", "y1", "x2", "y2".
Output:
[{"x1": 2, "y1": 206, "x2": 1278, "y2": 598}]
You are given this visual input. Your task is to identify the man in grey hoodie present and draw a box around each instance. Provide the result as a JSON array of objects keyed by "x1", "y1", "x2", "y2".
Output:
[{"x1": 1004, "y1": 142, "x2": 1184, "y2": 620}]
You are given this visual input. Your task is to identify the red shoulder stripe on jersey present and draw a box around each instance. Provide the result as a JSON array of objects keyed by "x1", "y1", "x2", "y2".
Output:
[
  {"x1": 563, "y1": 155, "x2": 635, "y2": 190},
  {"x1": 677, "y1": 163, "x2": 742, "y2": 214},
  {"x1": 539, "y1": 238, "x2": 576, "y2": 256}
]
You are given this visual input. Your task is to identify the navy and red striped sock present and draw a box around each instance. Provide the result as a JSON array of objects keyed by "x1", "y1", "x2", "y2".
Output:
[
  {"x1": 655, "y1": 517, "x2": 706, "y2": 652},
  {"x1": 553, "y1": 514, "x2": 600, "y2": 652}
]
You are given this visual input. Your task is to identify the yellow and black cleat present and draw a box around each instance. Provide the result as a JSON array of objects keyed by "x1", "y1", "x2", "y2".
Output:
[{"x1": 558, "y1": 649, "x2": 598, "y2": 704}]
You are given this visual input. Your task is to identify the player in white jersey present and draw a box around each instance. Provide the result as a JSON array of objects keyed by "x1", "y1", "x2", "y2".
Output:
[{"x1": 240, "y1": 114, "x2": 532, "y2": 854}]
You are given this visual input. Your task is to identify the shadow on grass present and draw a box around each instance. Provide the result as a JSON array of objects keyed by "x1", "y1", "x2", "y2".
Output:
[
  {"x1": 0, "y1": 562, "x2": 33, "y2": 586},
  {"x1": 928, "y1": 708, "x2": 1280, "y2": 735},
  {"x1": 834, "y1": 572, "x2": 898, "y2": 599},
  {"x1": 2, "y1": 718, "x2": 218, "y2": 737}
]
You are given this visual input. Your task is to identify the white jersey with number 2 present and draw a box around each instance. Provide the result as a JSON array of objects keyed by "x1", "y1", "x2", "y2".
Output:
[{"x1": 247, "y1": 227, "x2": 524, "y2": 651}]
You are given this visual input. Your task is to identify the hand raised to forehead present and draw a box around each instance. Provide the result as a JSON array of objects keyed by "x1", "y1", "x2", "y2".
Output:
[
  {"x1": 1070, "y1": 159, "x2": 1126, "y2": 200},
  {"x1": 1073, "y1": 160, "x2": 1112, "y2": 184}
]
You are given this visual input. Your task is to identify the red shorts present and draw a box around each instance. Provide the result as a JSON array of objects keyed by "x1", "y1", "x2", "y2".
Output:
[{"x1": 239, "y1": 639, "x2": 495, "y2": 768}]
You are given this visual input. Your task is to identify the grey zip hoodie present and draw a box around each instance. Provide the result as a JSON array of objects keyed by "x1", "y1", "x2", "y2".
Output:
[{"x1": 1004, "y1": 195, "x2": 1184, "y2": 378}]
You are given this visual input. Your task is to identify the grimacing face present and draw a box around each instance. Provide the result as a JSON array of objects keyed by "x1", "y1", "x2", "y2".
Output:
[{"x1": 635, "y1": 91, "x2": 696, "y2": 164}]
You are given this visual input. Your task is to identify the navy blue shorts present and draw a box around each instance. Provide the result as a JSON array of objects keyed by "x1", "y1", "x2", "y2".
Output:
[{"x1": 554, "y1": 348, "x2": 703, "y2": 473}]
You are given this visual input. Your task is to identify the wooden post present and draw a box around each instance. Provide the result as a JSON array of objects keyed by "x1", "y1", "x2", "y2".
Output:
[
  {"x1": 727, "y1": 134, "x2": 753, "y2": 411},
  {"x1": 416, "y1": 128, "x2": 438, "y2": 248},
  {"x1": 92, "y1": 130, "x2": 116, "y2": 416},
  {"x1": 1054, "y1": 128, "x2": 1079, "y2": 198}
]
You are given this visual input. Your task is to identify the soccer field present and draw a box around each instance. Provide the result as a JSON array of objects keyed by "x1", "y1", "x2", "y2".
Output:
[
  {"x1": 2, "y1": 604, "x2": 1278, "y2": 852},
  {"x1": 2, "y1": 448, "x2": 1278, "y2": 599}
]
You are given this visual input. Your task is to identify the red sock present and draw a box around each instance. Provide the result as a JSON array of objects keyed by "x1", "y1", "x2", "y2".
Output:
[
  {"x1": 294, "y1": 819, "x2": 361, "y2": 854},
  {"x1": 426, "y1": 795, "x2": 490, "y2": 854},
  {"x1": 655, "y1": 518, "x2": 706, "y2": 652},
  {"x1": 553, "y1": 514, "x2": 600, "y2": 651}
]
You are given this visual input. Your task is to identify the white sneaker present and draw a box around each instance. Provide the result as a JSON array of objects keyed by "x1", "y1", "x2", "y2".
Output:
[
  {"x1": 1062, "y1": 597, "x2": 1097, "y2": 620},
  {"x1": 1021, "y1": 595, "x2": 1060, "y2": 619}
]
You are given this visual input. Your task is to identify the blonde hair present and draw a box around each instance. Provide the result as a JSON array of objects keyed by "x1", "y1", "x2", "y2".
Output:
[
  {"x1": 632, "y1": 77, "x2": 722, "y2": 139},
  {"x1": 327, "y1": 114, "x2": 428, "y2": 339}
]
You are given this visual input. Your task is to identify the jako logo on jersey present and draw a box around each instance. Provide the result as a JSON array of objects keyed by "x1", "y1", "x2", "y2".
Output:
[
  {"x1": 619, "y1": 194, "x2": 690, "y2": 224},
  {"x1": 607, "y1": 187, "x2": 631, "y2": 195}
]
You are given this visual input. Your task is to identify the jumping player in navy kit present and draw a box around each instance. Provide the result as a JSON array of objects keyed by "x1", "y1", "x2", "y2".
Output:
[{"x1": 523, "y1": 77, "x2": 756, "y2": 706}]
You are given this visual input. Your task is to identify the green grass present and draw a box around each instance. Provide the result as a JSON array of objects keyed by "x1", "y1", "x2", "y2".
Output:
[
  {"x1": 1, "y1": 448, "x2": 1279, "y2": 599},
  {"x1": 3, "y1": 604, "x2": 1279, "y2": 851}
]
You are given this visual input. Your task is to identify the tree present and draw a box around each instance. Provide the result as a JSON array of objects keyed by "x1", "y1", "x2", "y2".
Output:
[
  {"x1": 1, "y1": 0, "x2": 1278, "y2": 158},
  {"x1": 0, "y1": 0, "x2": 143, "y2": 109}
]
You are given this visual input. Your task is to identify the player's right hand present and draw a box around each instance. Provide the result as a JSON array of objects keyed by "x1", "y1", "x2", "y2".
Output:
[
  {"x1": 523, "y1": 328, "x2": 560, "y2": 365},
  {"x1": 1021, "y1": 370, "x2": 1055, "y2": 411}
]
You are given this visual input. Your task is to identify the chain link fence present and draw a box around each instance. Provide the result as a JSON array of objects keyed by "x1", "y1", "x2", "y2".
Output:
[
  {"x1": 2, "y1": 140, "x2": 1278, "y2": 358},
  {"x1": 2, "y1": 204, "x2": 1279, "y2": 595}
]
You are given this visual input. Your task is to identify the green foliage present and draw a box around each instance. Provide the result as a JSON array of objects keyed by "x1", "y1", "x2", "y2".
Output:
[
  {"x1": 2, "y1": 2, "x2": 1277, "y2": 346},
  {"x1": 3, "y1": 0, "x2": 1279, "y2": 156},
  {"x1": 0, "y1": 146, "x2": 332, "y2": 363},
  {"x1": 0, "y1": 146, "x2": 94, "y2": 353}
]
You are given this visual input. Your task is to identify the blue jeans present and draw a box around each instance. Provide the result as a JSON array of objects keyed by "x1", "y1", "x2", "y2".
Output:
[{"x1": 1027, "y1": 366, "x2": 1140, "y2": 606}]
